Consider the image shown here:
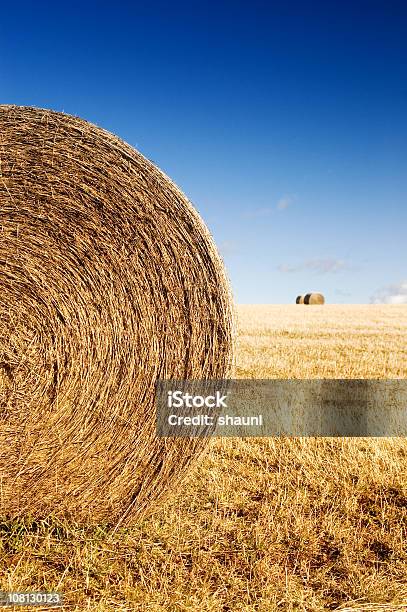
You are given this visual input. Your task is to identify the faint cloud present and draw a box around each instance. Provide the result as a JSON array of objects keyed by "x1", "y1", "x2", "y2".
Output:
[
  {"x1": 370, "y1": 281, "x2": 407, "y2": 304},
  {"x1": 335, "y1": 288, "x2": 351, "y2": 297},
  {"x1": 277, "y1": 194, "x2": 295, "y2": 211},
  {"x1": 306, "y1": 258, "x2": 349, "y2": 274},
  {"x1": 242, "y1": 206, "x2": 274, "y2": 219},
  {"x1": 218, "y1": 240, "x2": 238, "y2": 257},
  {"x1": 243, "y1": 194, "x2": 296, "y2": 218},
  {"x1": 278, "y1": 258, "x2": 350, "y2": 275},
  {"x1": 278, "y1": 263, "x2": 298, "y2": 273}
]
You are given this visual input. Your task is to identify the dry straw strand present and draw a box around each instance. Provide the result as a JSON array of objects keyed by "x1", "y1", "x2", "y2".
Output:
[{"x1": 0, "y1": 105, "x2": 234, "y2": 526}]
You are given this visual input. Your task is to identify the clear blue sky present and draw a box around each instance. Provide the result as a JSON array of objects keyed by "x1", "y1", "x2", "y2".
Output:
[{"x1": 1, "y1": 1, "x2": 406, "y2": 303}]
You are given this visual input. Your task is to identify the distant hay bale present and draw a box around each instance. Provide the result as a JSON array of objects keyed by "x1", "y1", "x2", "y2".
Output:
[
  {"x1": 304, "y1": 292, "x2": 325, "y2": 305},
  {"x1": 296, "y1": 295, "x2": 304, "y2": 304},
  {"x1": 0, "y1": 105, "x2": 234, "y2": 526}
]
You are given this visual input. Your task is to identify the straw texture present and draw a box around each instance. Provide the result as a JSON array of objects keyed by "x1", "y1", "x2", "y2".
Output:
[{"x1": 0, "y1": 105, "x2": 234, "y2": 525}]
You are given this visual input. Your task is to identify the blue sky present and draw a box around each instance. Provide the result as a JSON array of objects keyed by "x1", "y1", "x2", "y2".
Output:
[{"x1": 1, "y1": 1, "x2": 406, "y2": 303}]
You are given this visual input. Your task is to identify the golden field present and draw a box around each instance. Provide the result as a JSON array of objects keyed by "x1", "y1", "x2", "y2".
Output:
[
  {"x1": 236, "y1": 305, "x2": 407, "y2": 379},
  {"x1": 1, "y1": 304, "x2": 407, "y2": 611}
]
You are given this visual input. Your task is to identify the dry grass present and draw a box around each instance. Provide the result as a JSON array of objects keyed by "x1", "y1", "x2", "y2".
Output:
[
  {"x1": 236, "y1": 305, "x2": 407, "y2": 379},
  {"x1": 1, "y1": 304, "x2": 407, "y2": 611}
]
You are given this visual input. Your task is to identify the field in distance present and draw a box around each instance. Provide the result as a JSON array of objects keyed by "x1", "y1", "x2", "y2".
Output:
[{"x1": 236, "y1": 304, "x2": 407, "y2": 379}]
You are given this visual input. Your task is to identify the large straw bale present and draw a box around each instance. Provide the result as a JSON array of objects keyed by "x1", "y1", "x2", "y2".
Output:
[{"x1": 0, "y1": 105, "x2": 234, "y2": 526}]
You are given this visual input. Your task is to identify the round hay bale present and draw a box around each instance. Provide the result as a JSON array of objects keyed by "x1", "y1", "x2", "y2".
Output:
[
  {"x1": 296, "y1": 295, "x2": 304, "y2": 304},
  {"x1": 304, "y1": 292, "x2": 325, "y2": 305},
  {"x1": 0, "y1": 105, "x2": 234, "y2": 526}
]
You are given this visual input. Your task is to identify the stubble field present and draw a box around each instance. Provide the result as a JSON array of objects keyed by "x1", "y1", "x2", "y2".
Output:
[{"x1": 1, "y1": 304, "x2": 407, "y2": 611}]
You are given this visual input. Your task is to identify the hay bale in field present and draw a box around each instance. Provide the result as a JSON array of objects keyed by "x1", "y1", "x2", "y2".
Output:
[
  {"x1": 304, "y1": 292, "x2": 325, "y2": 305},
  {"x1": 296, "y1": 295, "x2": 304, "y2": 304},
  {"x1": 0, "y1": 105, "x2": 234, "y2": 526}
]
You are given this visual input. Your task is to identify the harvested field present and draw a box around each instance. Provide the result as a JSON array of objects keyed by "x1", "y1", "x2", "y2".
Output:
[
  {"x1": 0, "y1": 304, "x2": 406, "y2": 611},
  {"x1": 237, "y1": 304, "x2": 407, "y2": 379}
]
